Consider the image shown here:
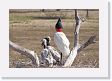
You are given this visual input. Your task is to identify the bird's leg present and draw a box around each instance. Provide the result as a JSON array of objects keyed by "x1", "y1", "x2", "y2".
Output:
[
  {"x1": 60, "y1": 53, "x2": 63, "y2": 65},
  {"x1": 57, "y1": 53, "x2": 63, "y2": 66},
  {"x1": 60, "y1": 53, "x2": 62, "y2": 61}
]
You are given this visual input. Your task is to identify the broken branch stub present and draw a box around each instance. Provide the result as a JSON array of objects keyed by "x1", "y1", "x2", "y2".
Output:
[{"x1": 9, "y1": 41, "x2": 40, "y2": 66}]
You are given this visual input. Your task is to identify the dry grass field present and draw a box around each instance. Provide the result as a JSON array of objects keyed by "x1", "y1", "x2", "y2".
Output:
[{"x1": 9, "y1": 9, "x2": 99, "y2": 68}]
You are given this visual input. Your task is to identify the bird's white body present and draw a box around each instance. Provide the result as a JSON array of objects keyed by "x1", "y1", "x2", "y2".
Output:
[{"x1": 54, "y1": 32, "x2": 70, "y2": 57}]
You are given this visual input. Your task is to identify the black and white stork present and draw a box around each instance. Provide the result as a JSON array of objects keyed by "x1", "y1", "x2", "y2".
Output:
[{"x1": 54, "y1": 18, "x2": 70, "y2": 63}]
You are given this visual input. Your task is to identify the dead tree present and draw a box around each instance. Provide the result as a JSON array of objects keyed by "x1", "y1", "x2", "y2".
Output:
[
  {"x1": 63, "y1": 9, "x2": 96, "y2": 67},
  {"x1": 9, "y1": 10, "x2": 96, "y2": 68},
  {"x1": 9, "y1": 41, "x2": 40, "y2": 66}
]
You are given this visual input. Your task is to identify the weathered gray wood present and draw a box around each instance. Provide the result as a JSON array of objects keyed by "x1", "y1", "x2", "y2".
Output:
[
  {"x1": 9, "y1": 41, "x2": 40, "y2": 66},
  {"x1": 64, "y1": 9, "x2": 81, "y2": 67},
  {"x1": 63, "y1": 9, "x2": 97, "y2": 67},
  {"x1": 74, "y1": 9, "x2": 81, "y2": 47},
  {"x1": 63, "y1": 47, "x2": 77, "y2": 67},
  {"x1": 78, "y1": 36, "x2": 96, "y2": 53},
  {"x1": 64, "y1": 35, "x2": 96, "y2": 67}
]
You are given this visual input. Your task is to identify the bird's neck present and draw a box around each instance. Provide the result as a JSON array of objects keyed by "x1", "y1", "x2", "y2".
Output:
[
  {"x1": 43, "y1": 44, "x2": 50, "y2": 49},
  {"x1": 56, "y1": 28, "x2": 62, "y2": 32}
]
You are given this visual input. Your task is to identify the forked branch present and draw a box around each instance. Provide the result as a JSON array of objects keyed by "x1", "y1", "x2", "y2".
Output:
[{"x1": 63, "y1": 10, "x2": 96, "y2": 67}]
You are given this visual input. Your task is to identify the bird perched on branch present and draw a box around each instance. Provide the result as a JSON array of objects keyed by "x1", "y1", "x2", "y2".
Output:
[
  {"x1": 54, "y1": 18, "x2": 70, "y2": 64},
  {"x1": 41, "y1": 36, "x2": 61, "y2": 67}
]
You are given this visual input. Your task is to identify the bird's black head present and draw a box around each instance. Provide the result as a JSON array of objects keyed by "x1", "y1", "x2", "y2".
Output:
[
  {"x1": 41, "y1": 36, "x2": 51, "y2": 48},
  {"x1": 55, "y1": 18, "x2": 63, "y2": 29}
]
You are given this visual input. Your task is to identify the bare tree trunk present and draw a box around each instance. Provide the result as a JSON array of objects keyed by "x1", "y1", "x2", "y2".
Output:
[
  {"x1": 63, "y1": 10, "x2": 96, "y2": 67},
  {"x1": 74, "y1": 9, "x2": 81, "y2": 47},
  {"x1": 9, "y1": 41, "x2": 40, "y2": 66},
  {"x1": 63, "y1": 47, "x2": 77, "y2": 67},
  {"x1": 64, "y1": 9, "x2": 81, "y2": 67}
]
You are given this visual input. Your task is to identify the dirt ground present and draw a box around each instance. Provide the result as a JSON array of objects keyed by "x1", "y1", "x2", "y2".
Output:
[{"x1": 9, "y1": 9, "x2": 99, "y2": 68}]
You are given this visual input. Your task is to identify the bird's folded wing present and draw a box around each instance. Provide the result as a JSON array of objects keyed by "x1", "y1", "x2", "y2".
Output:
[{"x1": 54, "y1": 32, "x2": 70, "y2": 48}]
